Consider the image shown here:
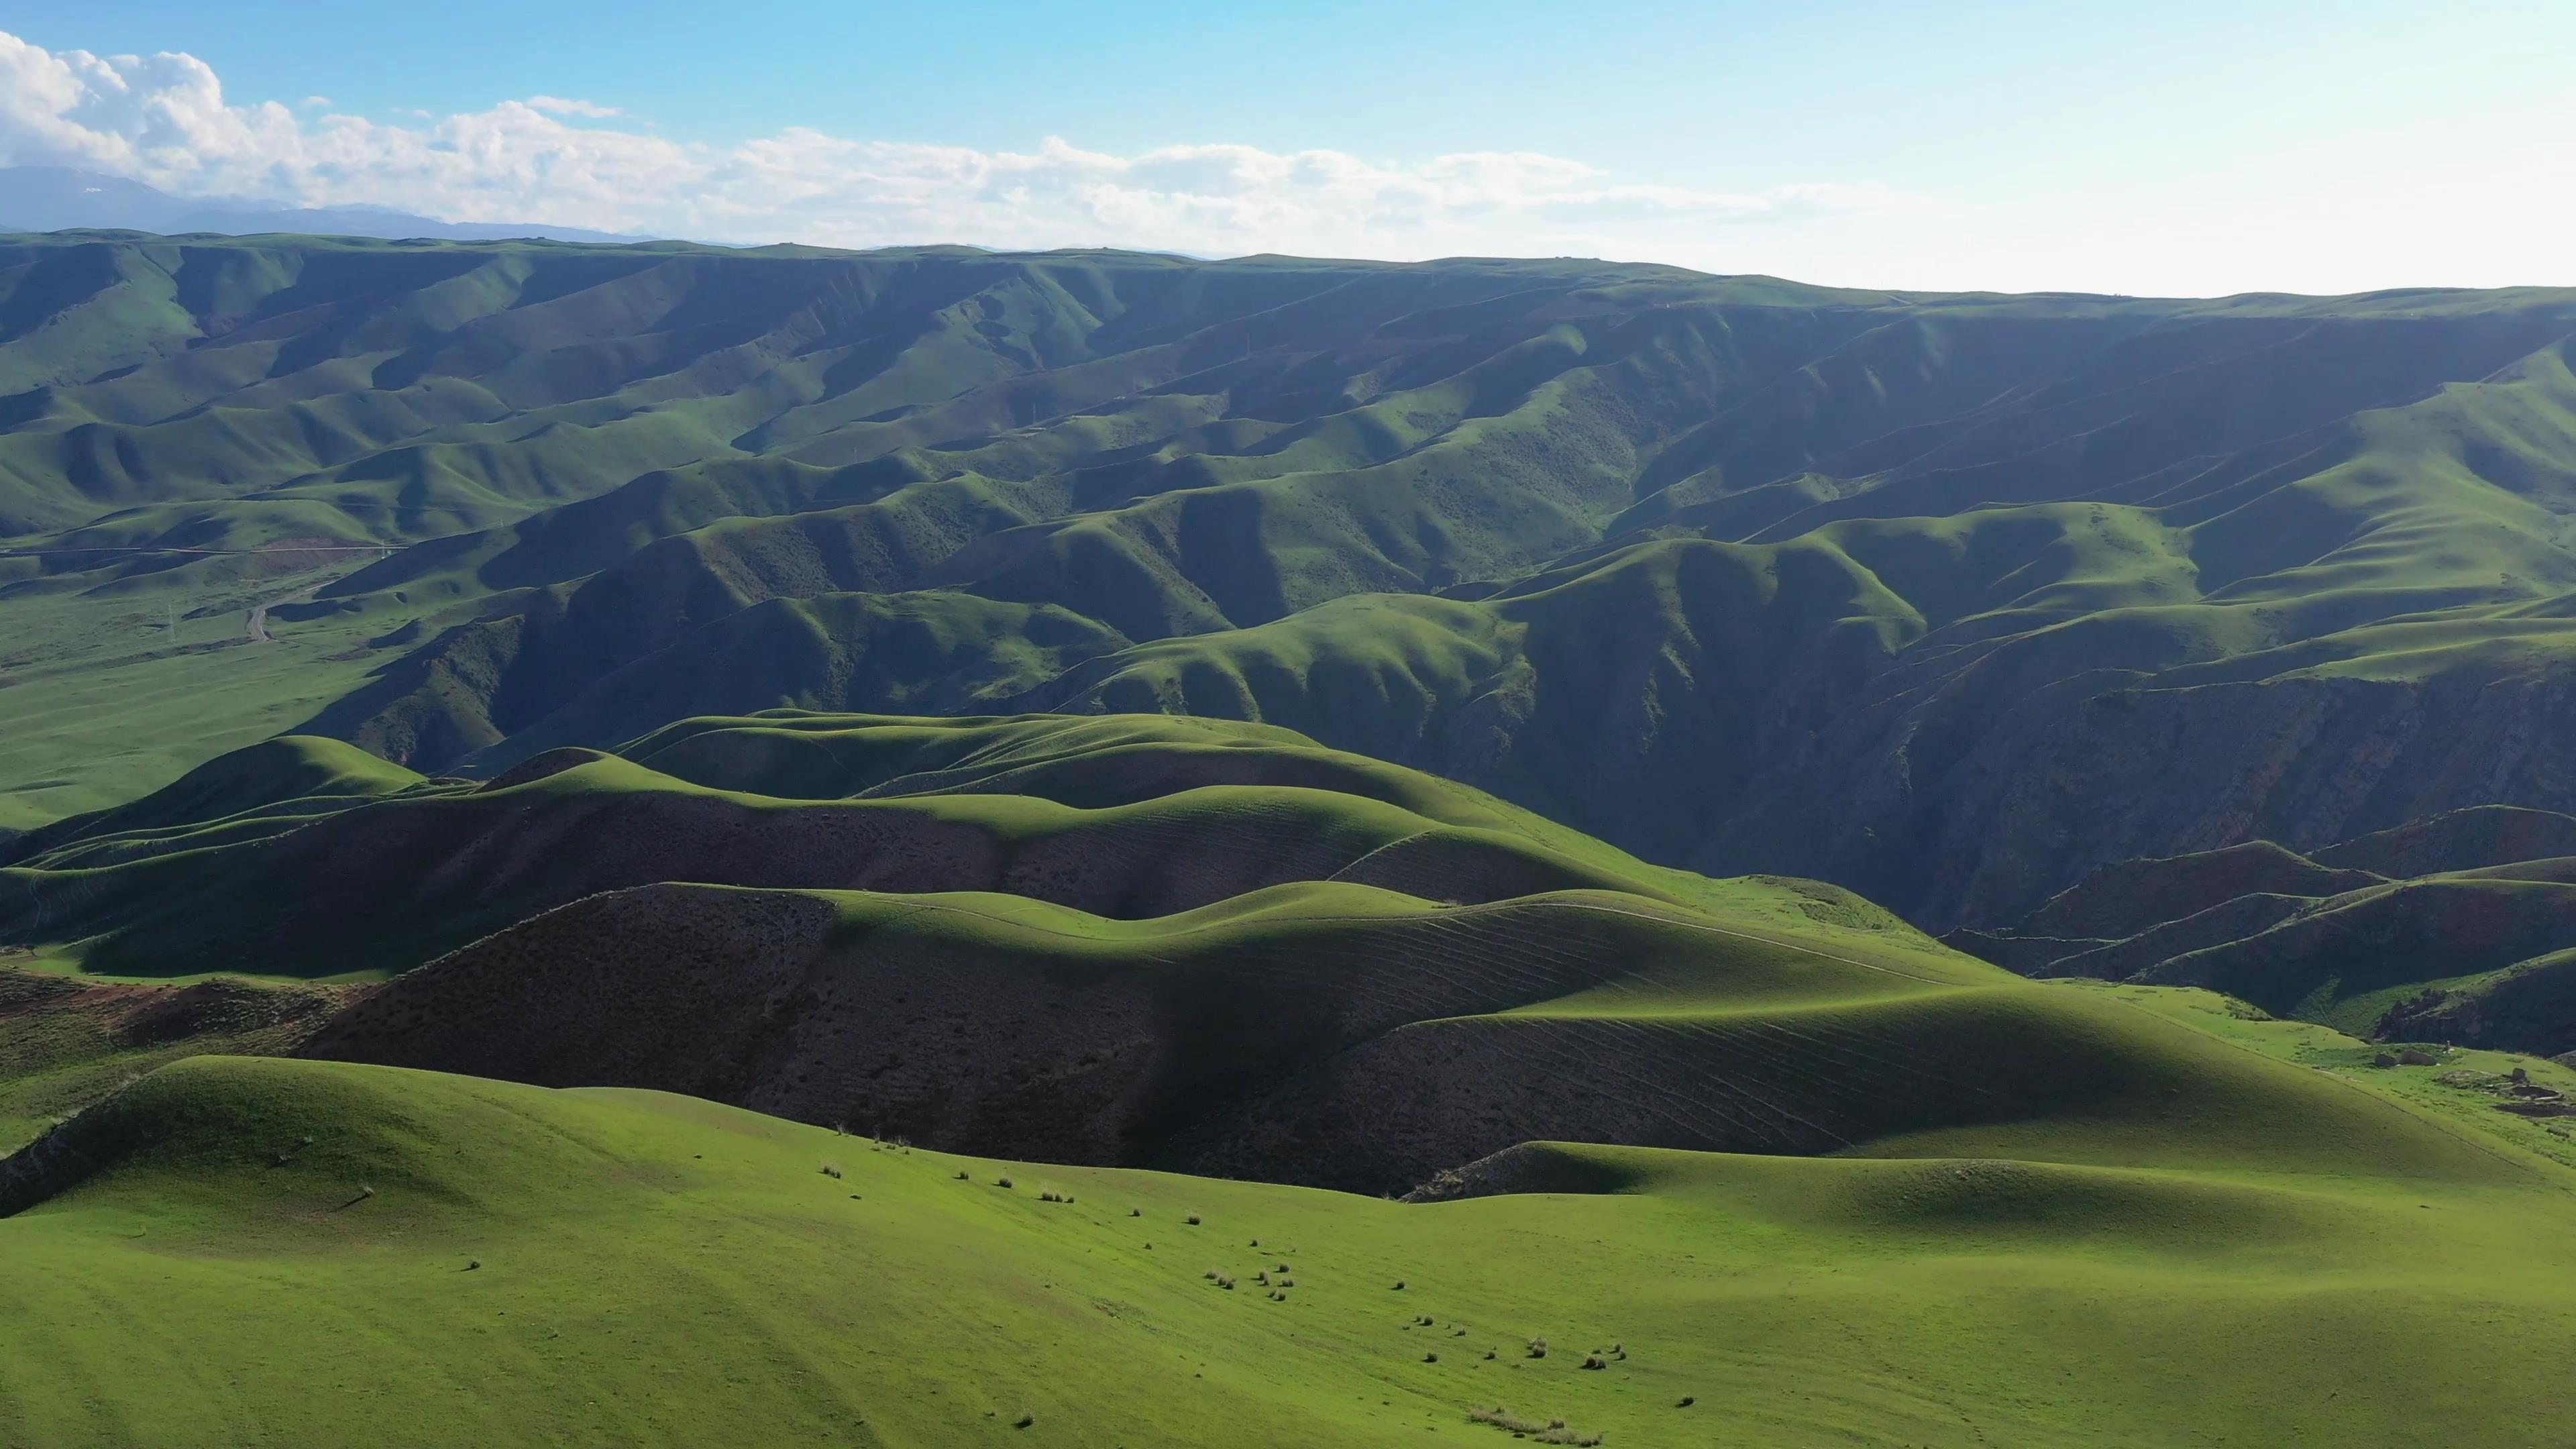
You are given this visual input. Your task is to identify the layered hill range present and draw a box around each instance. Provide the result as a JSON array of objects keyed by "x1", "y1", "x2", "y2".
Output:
[
  {"x1": 0, "y1": 712, "x2": 2416, "y2": 1195},
  {"x1": 6, "y1": 234, "x2": 2576, "y2": 1028},
  {"x1": 1957, "y1": 804, "x2": 2576, "y2": 1054}
]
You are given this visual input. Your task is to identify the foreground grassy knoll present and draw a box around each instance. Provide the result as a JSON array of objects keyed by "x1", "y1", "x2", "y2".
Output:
[
  {"x1": 4, "y1": 1052, "x2": 2574, "y2": 1447},
  {"x1": 1957, "y1": 805, "x2": 2576, "y2": 1055},
  {"x1": 8, "y1": 234, "x2": 2576, "y2": 943}
]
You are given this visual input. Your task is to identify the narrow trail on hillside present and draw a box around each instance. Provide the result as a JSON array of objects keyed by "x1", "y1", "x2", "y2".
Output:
[{"x1": 245, "y1": 585, "x2": 324, "y2": 643}]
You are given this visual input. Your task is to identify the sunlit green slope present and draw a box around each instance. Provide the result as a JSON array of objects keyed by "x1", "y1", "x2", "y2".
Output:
[{"x1": 5, "y1": 1050, "x2": 2573, "y2": 1448}]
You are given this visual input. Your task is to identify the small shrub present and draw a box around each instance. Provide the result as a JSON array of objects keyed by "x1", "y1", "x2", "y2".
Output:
[
  {"x1": 1276, "y1": 1277, "x2": 1293, "y2": 1287},
  {"x1": 1392, "y1": 1280, "x2": 1405, "y2": 1291},
  {"x1": 1424, "y1": 1352, "x2": 1439, "y2": 1363},
  {"x1": 1185, "y1": 1214, "x2": 1201, "y2": 1226},
  {"x1": 1129, "y1": 1206, "x2": 1142, "y2": 1217},
  {"x1": 465, "y1": 1259, "x2": 480, "y2": 1271},
  {"x1": 1013, "y1": 1411, "x2": 1033, "y2": 1429},
  {"x1": 1676, "y1": 1395, "x2": 1695, "y2": 1407},
  {"x1": 820, "y1": 1164, "x2": 843, "y2": 1179},
  {"x1": 1580, "y1": 1354, "x2": 1607, "y2": 1371},
  {"x1": 1527, "y1": 1337, "x2": 1548, "y2": 1358},
  {"x1": 955, "y1": 1170, "x2": 970, "y2": 1180},
  {"x1": 1466, "y1": 1406, "x2": 1601, "y2": 1446},
  {"x1": 996, "y1": 1177, "x2": 1014, "y2": 1189}
]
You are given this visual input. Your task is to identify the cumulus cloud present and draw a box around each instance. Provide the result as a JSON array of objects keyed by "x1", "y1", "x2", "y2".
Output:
[
  {"x1": 525, "y1": 96, "x2": 621, "y2": 118},
  {"x1": 0, "y1": 28, "x2": 1919, "y2": 262}
]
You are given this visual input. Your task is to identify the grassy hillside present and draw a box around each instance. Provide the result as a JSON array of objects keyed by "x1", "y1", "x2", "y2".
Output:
[
  {"x1": 9, "y1": 235, "x2": 2576, "y2": 941},
  {"x1": 5, "y1": 1049, "x2": 2575, "y2": 1447}
]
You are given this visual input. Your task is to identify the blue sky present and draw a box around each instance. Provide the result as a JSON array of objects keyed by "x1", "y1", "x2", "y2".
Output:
[{"x1": 2, "y1": 1, "x2": 2571, "y2": 293}]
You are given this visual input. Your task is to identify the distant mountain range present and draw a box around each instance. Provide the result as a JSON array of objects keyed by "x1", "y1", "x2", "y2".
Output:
[
  {"x1": 0, "y1": 165, "x2": 645, "y2": 244},
  {"x1": 3, "y1": 232, "x2": 2575, "y2": 1052}
]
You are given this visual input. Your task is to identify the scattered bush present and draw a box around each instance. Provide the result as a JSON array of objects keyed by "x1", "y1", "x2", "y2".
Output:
[
  {"x1": 955, "y1": 1170, "x2": 970, "y2": 1180},
  {"x1": 1580, "y1": 1354, "x2": 1607, "y2": 1371},
  {"x1": 820, "y1": 1163, "x2": 843, "y2": 1179},
  {"x1": 1185, "y1": 1214, "x2": 1201, "y2": 1226},
  {"x1": 1676, "y1": 1395, "x2": 1695, "y2": 1407},
  {"x1": 1013, "y1": 1411, "x2": 1033, "y2": 1429},
  {"x1": 1527, "y1": 1337, "x2": 1548, "y2": 1358},
  {"x1": 1424, "y1": 1352, "x2": 1440, "y2": 1362},
  {"x1": 1466, "y1": 1406, "x2": 1600, "y2": 1445},
  {"x1": 996, "y1": 1177, "x2": 1014, "y2": 1189},
  {"x1": 1392, "y1": 1280, "x2": 1406, "y2": 1291},
  {"x1": 1130, "y1": 1207, "x2": 1142, "y2": 1217}
]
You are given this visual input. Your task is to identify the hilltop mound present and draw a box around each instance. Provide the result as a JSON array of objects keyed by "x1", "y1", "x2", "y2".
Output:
[{"x1": 0, "y1": 712, "x2": 1742, "y2": 981}]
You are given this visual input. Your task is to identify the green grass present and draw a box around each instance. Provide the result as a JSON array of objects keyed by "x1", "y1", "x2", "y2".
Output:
[{"x1": 5, "y1": 1051, "x2": 2574, "y2": 1446}]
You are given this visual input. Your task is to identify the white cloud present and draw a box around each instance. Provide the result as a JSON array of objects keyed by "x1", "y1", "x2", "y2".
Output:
[
  {"x1": 299, "y1": 95, "x2": 331, "y2": 110},
  {"x1": 525, "y1": 95, "x2": 620, "y2": 118},
  {"x1": 0, "y1": 28, "x2": 1919, "y2": 269}
]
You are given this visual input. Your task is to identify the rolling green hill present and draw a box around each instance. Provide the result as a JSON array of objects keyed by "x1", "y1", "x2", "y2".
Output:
[
  {"x1": 8, "y1": 234, "x2": 2576, "y2": 954},
  {"x1": 11, "y1": 700, "x2": 2576, "y2": 1440},
  {"x1": 6, "y1": 1037, "x2": 2576, "y2": 1446},
  {"x1": 8, "y1": 235, "x2": 2576, "y2": 1444}
]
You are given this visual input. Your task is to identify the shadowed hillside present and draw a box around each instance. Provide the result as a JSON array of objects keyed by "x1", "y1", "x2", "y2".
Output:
[{"x1": 1956, "y1": 806, "x2": 2576, "y2": 1054}]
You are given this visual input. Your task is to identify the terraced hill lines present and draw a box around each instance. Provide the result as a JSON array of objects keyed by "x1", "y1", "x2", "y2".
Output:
[
  {"x1": 12, "y1": 708, "x2": 2387, "y2": 1195},
  {"x1": 1960, "y1": 805, "x2": 2576, "y2": 1053}
]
